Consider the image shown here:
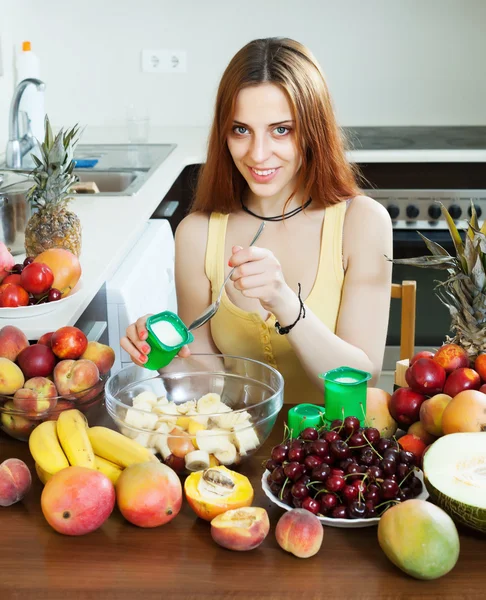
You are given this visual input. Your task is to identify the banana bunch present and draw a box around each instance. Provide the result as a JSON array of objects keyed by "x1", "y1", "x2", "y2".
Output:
[
  {"x1": 29, "y1": 409, "x2": 157, "y2": 486},
  {"x1": 120, "y1": 389, "x2": 261, "y2": 469}
]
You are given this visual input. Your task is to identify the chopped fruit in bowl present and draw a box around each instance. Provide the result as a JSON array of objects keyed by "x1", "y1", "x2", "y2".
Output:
[{"x1": 104, "y1": 355, "x2": 284, "y2": 475}]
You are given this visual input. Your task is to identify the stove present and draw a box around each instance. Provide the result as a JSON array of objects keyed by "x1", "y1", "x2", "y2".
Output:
[{"x1": 344, "y1": 126, "x2": 486, "y2": 231}]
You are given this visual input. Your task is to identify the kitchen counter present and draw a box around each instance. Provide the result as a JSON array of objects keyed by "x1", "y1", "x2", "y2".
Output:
[
  {"x1": 2, "y1": 125, "x2": 486, "y2": 339},
  {"x1": 0, "y1": 405, "x2": 484, "y2": 600}
]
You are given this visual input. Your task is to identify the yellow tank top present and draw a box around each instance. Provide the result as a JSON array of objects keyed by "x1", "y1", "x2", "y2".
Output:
[{"x1": 205, "y1": 201, "x2": 347, "y2": 405}]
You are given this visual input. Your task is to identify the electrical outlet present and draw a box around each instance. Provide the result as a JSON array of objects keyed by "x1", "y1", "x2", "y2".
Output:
[{"x1": 141, "y1": 49, "x2": 187, "y2": 73}]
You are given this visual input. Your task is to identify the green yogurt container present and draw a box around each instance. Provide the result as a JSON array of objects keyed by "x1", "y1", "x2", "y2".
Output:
[
  {"x1": 144, "y1": 311, "x2": 194, "y2": 370},
  {"x1": 319, "y1": 366, "x2": 371, "y2": 427}
]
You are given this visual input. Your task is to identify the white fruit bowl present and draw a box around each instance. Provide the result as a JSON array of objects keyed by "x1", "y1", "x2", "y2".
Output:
[
  {"x1": 262, "y1": 469, "x2": 429, "y2": 528},
  {"x1": 0, "y1": 278, "x2": 83, "y2": 319},
  {"x1": 104, "y1": 355, "x2": 284, "y2": 475}
]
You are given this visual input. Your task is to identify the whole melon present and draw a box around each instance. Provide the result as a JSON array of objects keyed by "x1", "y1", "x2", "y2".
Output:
[
  {"x1": 33, "y1": 249, "x2": 81, "y2": 297},
  {"x1": 378, "y1": 499, "x2": 460, "y2": 580}
]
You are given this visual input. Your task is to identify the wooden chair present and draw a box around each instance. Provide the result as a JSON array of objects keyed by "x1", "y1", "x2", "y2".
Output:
[{"x1": 391, "y1": 280, "x2": 417, "y2": 360}]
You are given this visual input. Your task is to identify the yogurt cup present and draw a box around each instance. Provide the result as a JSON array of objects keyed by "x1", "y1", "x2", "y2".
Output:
[{"x1": 144, "y1": 311, "x2": 194, "y2": 370}]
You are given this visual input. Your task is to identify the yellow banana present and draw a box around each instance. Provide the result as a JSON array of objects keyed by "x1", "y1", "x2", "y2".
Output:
[
  {"x1": 94, "y1": 455, "x2": 123, "y2": 485},
  {"x1": 29, "y1": 420, "x2": 70, "y2": 474},
  {"x1": 35, "y1": 463, "x2": 54, "y2": 485},
  {"x1": 88, "y1": 426, "x2": 158, "y2": 468},
  {"x1": 57, "y1": 409, "x2": 96, "y2": 469}
]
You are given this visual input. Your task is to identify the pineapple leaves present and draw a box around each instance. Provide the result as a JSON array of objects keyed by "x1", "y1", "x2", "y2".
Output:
[
  {"x1": 389, "y1": 255, "x2": 457, "y2": 270},
  {"x1": 417, "y1": 231, "x2": 450, "y2": 257},
  {"x1": 439, "y1": 202, "x2": 468, "y2": 273}
]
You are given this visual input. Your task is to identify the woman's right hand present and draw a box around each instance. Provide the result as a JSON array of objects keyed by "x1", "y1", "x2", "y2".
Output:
[
  {"x1": 120, "y1": 314, "x2": 153, "y2": 367},
  {"x1": 120, "y1": 313, "x2": 192, "y2": 367}
]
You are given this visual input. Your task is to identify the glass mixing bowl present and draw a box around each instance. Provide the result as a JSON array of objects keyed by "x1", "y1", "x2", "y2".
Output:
[{"x1": 105, "y1": 354, "x2": 284, "y2": 474}]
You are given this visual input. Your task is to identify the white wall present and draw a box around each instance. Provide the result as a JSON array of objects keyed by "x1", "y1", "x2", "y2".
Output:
[{"x1": 2, "y1": 0, "x2": 486, "y2": 148}]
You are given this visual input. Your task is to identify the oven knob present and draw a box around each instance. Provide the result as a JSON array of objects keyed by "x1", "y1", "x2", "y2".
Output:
[
  {"x1": 428, "y1": 204, "x2": 442, "y2": 220},
  {"x1": 468, "y1": 204, "x2": 482, "y2": 219},
  {"x1": 406, "y1": 204, "x2": 420, "y2": 219},
  {"x1": 449, "y1": 204, "x2": 462, "y2": 219},
  {"x1": 387, "y1": 204, "x2": 400, "y2": 220}
]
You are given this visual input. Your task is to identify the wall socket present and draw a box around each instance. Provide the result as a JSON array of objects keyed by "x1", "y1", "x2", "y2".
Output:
[{"x1": 141, "y1": 49, "x2": 187, "y2": 73}]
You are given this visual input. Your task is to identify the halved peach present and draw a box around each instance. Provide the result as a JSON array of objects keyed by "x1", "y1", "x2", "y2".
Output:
[{"x1": 211, "y1": 507, "x2": 269, "y2": 551}]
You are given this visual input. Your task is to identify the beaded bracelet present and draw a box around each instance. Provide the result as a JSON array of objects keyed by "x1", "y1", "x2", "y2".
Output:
[{"x1": 275, "y1": 283, "x2": 306, "y2": 335}]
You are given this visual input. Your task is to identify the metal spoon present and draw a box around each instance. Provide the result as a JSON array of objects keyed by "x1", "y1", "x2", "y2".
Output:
[{"x1": 187, "y1": 221, "x2": 265, "y2": 332}]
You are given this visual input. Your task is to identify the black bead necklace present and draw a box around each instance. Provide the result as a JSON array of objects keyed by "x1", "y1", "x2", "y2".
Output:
[{"x1": 240, "y1": 197, "x2": 312, "y2": 222}]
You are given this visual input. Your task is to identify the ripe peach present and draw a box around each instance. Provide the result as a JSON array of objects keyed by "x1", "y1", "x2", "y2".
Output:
[
  {"x1": 33, "y1": 248, "x2": 81, "y2": 297},
  {"x1": 0, "y1": 357, "x2": 25, "y2": 395},
  {"x1": 365, "y1": 388, "x2": 397, "y2": 438},
  {"x1": 408, "y1": 421, "x2": 437, "y2": 446},
  {"x1": 419, "y1": 393, "x2": 452, "y2": 437},
  {"x1": 275, "y1": 508, "x2": 323, "y2": 558},
  {"x1": 0, "y1": 325, "x2": 29, "y2": 362},
  {"x1": 0, "y1": 458, "x2": 32, "y2": 506},
  {"x1": 410, "y1": 350, "x2": 435, "y2": 366},
  {"x1": 408, "y1": 358, "x2": 446, "y2": 395},
  {"x1": 474, "y1": 353, "x2": 486, "y2": 382},
  {"x1": 13, "y1": 377, "x2": 58, "y2": 415},
  {"x1": 0, "y1": 401, "x2": 37, "y2": 439},
  {"x1": 398, "y1": 434, "x2": 427, "y2": 462},
  {"x1": 41, "y1": 466, "x2": 115, "y2": 535},
  {"x1": 116, "y1": 461, "x2": 182, "y2": 528},
  {"x1": 53, "y1": 359, "x2": 100, "y2": 398},
  {"x1": 51, "y1": 326, "x2": 88, "y2": 360},
  {"x1": 211, "y1": 507, "x2": 270, "y2": 551},
  {"x1": 80, "y1": 341, "x2": 115, "y2": 376},
  {"x1": 443, "y1": 368, "x2": 481, "y2": 398},
  {"x1": 433, "y1": 344, "x2": 469, "y2": 374}
]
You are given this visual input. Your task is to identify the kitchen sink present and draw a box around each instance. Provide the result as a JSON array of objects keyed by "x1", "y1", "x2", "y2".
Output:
[{"x1": 72, "y1": 170, "x2": 142, "y2": 194}]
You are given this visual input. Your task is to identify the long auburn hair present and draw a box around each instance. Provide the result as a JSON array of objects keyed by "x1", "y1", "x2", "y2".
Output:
[{"x1": 192, "y1": 37, "x2": 360, "y2": 214}]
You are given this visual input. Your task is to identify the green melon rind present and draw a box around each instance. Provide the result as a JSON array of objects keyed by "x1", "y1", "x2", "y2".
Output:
[{"x1": 425, "y1": 477, "x2": 486, "y2": 534}]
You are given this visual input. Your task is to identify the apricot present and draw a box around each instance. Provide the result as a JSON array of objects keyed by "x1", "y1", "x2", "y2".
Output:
[
  {"x1": 80, "y1": 341, "x2": 115, "y2": 375},
  {"x1": 0, "y1": 458, "x2": 32, "y2": 506},
  {"x1": 443, "y1": 368, "x2": 481, "y2": 398},
  {"x1": 0, "y1": 325, "x2": 29, "y2": 362},
  {"x1": 433, "y1": 344, "x2": 469, "y2": 374},
  {"x1": 442, "y1": 390, "x2": 486, "y2": 434},
  {"x1": 419, "y1": 393, "x2": 452, "y2": 437},
  {"x1": 211, "y1": 507, "x2": 270, "y2": 551},
  {"x1": 407, "y1": 421, "x2": 437, "y2": 446},
  {"x1": 53, "y1": 359, "x2": 100, "y2": 398},
  {"x1": 41, "y1": 466, "x2": 115, "y2": 535},
  {"x1": 116, "y1": 461, "x2": 182, "y2": 528},
  {"x1": 365, "y1": 388, "x2": 397, "y2": 438},
  {"x1": 275, "y1": 508, "x2": 323, "y2": 558},
  {"x1": 0, "y1": 357, "x2": 25, "y2": 395}
]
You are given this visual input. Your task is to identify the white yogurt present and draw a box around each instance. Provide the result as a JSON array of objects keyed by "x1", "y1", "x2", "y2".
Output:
[
  {"x1": 334, "y1": 376, "x2": 357, "y2": 384},
  {"x1": 151, "y1": 319, "x2": 184, "y2": 347}
]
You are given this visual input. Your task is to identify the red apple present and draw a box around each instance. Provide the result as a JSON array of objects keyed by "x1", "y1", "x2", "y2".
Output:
[
  {"x1": 16, "y1": 344, "x2": 56, "y2": 379},
  {"x1": 410, "y1": 350, "x2": 435, "y2": 367},
  {"x1": 51, "y1": 327, "x2": 88, "y2": 360},
  {"x1": 405, "y1": 366, "x2": 417, "y2": 389},
  {"x1": 408, "y1": 358, "x2": 446, "y2": 395},
  {"x1": 389, "y1": 387, "x2": 427, "y2": 427},
  {"x1": 443, "y1": 368, "x2": 481, "y2": 397}
]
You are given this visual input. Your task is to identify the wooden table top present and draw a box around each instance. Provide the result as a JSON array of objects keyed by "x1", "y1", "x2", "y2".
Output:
[{"x1": 0, "y1": 404, "x2": 484, "y2": 600}]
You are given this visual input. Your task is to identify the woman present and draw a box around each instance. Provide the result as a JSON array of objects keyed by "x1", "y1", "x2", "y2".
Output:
[{"x1": 122, "y1": 37, "x2": 393, "y2": 405}]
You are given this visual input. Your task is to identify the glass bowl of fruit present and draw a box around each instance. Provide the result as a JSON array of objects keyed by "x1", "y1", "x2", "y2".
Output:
[
  {"x1": 262, "y1": 418, "x2": 429, "y2": 528},
  {"x1": 104, "y1": 354, "x2": 284, "y2": 475}
]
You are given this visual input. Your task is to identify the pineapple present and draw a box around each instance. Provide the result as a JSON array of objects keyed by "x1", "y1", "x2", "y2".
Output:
[
  {"x1": 24, "y1": 115, "x2": 82, "y2": 257},
  {"x1": 391, "y1": 202, "x2": 486, "y2": 361}
]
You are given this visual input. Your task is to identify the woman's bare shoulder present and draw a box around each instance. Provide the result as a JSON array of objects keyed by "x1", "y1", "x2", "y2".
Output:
[
  {"x1": 175, "y1": 211, "x2": 210, "y2": 248},
  {"x1": 345, "y1": 194, "x2": 390, "y2": 225}
]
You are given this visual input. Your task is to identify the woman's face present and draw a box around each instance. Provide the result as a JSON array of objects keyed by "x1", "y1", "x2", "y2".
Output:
[{"x1": 226, "y1": 83, "x2": 301, "y2": 202}]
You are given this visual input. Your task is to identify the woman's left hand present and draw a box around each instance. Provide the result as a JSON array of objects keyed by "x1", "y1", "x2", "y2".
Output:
[{"x1": 229, "y1": 245, "x2": 294, "y2": 313}]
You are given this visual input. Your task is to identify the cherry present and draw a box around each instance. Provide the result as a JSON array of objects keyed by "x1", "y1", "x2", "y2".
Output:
[
  {"x1": 320, "y1": 453, "x2": 335, "y2": 466},
  {"x1": 271, "y1": 465, "x2": 286, "y2": 484},
  {"x1": 265, "y1": 458, "x2": 279, "y2": 472},
  {"x1": 284, "y1": 462, "x2": 305, "y2": 482},
  {"x1": 271, "y1": 444, "x2": 288, "y2": 463},
  {"x1": 269, "y1": 481, "x2": 281, "y2": 495},
  {"x1": 330, "y1": 440, "x2": 351, "y2": 459},
  {"x1": 363, "y1": 427, "x2": 380, "y2": 444},
  {"x1": 380, "y1": 458, "x2": 397, "y2": 476},
  {"x1": 297, "y1": 474, "x2": 311, "y2": 486},
  {"x1": 331, "y1": 506, "x2": 348, "y2": 519},
  {"x1": 326, "y1": 475, "x2": 345, "y2": 493},
  {"x1": 401, "y1": 486, "x2": 414, "y2": 500},
  {"x1": 345, "y1": 463, "x2": 362, "y2": 482},
  {"x1": 309, "y1": 439, "x2": 328, "y2": 457},
  {"x1": 339, "y1": 458, "x2": 356, "y2": 471},
  {"x1": 348, "y1": 500, "x2": 367, "y2": 519},
  {"x1": 396, "y1": 463, "x2": 411, "y2": 481},
  {"x1": 352, "y1": 479, "x2": 367, "y2": 494},
  {"x1": 343, "y1": 416, "x2": 360, "y2": 436},
  {"x1": 311, "y1": 464, "x2": 331, "y2": 482},
  {"x1": 23, "y1": 257, "x2": 34, "y2": 267},
  {"x1": 302, "y1": 496, "x2": 320, "y2": 515},
  {"x1": 342, "y1": 484, "x2": 359, "y2": 504},
  {"x1": 376, "y1": 438, "x2": 392, "y2": 453},
  {"x1": 324, "y1": 430, "x2": 341, "y2": 443},
  {"x1": 330, "y1": 468, "x2": 345, "y2": 477},
  {"x1": 349, "y1": 432, "x2": 366, "y2": 447},
  {"x1": 291, "y1": 482, "x2": 309, "y2": 499},
  {"x1": 381, "y1": 478, "x2": 399, "y2": 499},
  {"x1": 359, "y1": 447, "x2": 375, "y2": 466},
  {"x1": 410, "y1": 476, "x2": 423, "y2": 495},
  {"x1": 11, "y1": 263, "x2": 23, "y2": 274},
  {"x1": 330, "y1": 419, "x2": 344, "y2": 431},
  {"x1": 365, "y1": 500, "x2": 377, "y2": 517},
  {"x1": 399, "y1": 450, "x2": 416, "y2": 466},
  {"x1": 304, "y1": 455, "x2": 323, "y2": 471},
  {"x1": 288, "y1": 443, "x2": 305, "y2": 462},
  {"x1": 47, "y1": 288, "x2": 62, "y2": 302},
  {"x1": 292, "y1": 497, "x2": 303, "y2": 508},
  {"x1": 384, "y1": 448, "x2": 400, "y2": 461},
  {"x1": 365, "y1": 489, "x2": 380, "y2": 505},
  {"x1": 280, "y1": 486, "x2": 293, "y2": 505},
  {"x1": 300, "y1": 427, "x2": 318, "y2": 441},
  {"x1": 320, "y1": 493, "x2": 338, "y2": 513},
  {"x1": 366, "y1": 466, "x2": 384, "y2": 482}
]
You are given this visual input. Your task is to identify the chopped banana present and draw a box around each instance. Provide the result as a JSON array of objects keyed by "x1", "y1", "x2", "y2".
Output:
[
  {"x1": 176, "y1": 400, "x2": 196, "y2": 415},
  {"x1": 213, "y1": 410, "x2": 251, "y2": 430},
  {"x1": 131, "y1": 399, "x2": 153, "y2": 413},
  {"x1": 156, "y1": 396, "x2": 169, "y2": 406},
  {"x1": 154, "y1": 403, "x2": 179, "y2": 416},
  {"x1": 196, "y1": 393, "x2": 222, "y2": 414},
  {"x1": 133, "y1": 390, "x2": 158, "y2": 407},
  {"x1": 153, "y1": 433, "x2": 171, "y2": 459},
  {"x1": 185, "y1": 450, "x2": 210, "y2": 472},
  {"x1": 188, "y1": 419, "x2": 206, "y2": 437},
  {"x1": 232, "y1": 424, "x2": 260, "y2": 455},
  {"x1": 125, "y1": 407, "x2": 159, "y2": 431},
  {"x1": 214, "y1": 442, "x2": 237, "y2": 465},
  {"x1": 195, "y1": 429, "x2": 233, "y2": 454},
  {"x1": 132, "y1": 432, "x2": 152, "y2": 448}
]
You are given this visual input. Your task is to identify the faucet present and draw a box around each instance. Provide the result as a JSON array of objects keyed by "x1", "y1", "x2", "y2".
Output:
[{"x1": 6, "y1": 77, "x2": 46, "y2": 169}]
